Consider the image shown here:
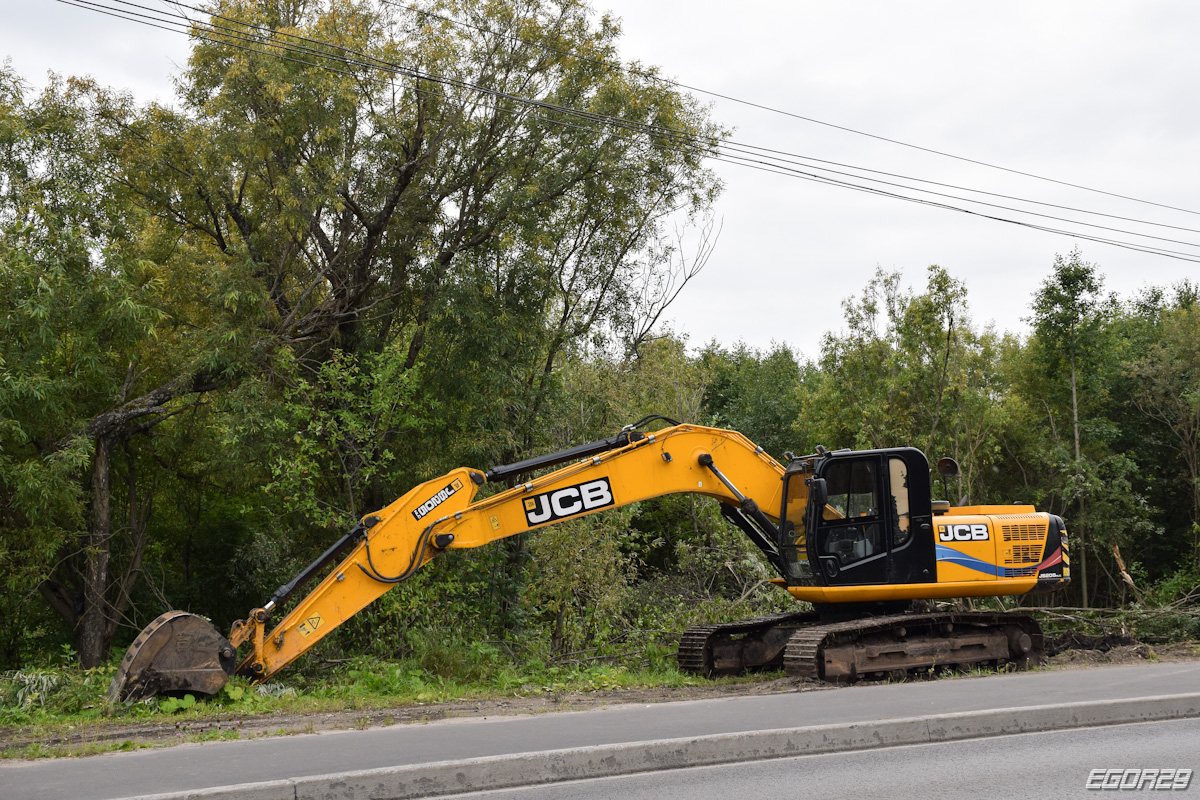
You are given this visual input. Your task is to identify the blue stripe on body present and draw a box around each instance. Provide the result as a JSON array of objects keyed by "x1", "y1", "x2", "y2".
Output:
[{"x1": 935, "y1": 544, "x2": 1003, "y2": 577}]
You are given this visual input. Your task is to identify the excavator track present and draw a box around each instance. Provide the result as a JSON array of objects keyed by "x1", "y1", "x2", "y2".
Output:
[
  {"x1": 677, "y1": 611, "x2": 820, "y2": 675},
  {"x1": 679, "y1": 611, "x2": 1043, "y2": 682},
  {"x1": 782, "y1": 611, "x2": 1043, "y2": 682}
]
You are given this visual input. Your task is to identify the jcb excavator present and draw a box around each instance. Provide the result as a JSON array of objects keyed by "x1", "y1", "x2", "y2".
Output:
[{"x1": 108, "y1": 417, "x2": 1069, "y2": 701}]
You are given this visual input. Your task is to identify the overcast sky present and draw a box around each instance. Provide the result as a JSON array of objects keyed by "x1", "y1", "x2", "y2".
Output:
[{"x1": 5, "y1": 1, "x2": 1198, "y2": 359}]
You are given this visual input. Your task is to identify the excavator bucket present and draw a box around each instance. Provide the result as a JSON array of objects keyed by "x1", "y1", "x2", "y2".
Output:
[{"x1": 107, "y1": 611, "x2": 237, "y2": 702}]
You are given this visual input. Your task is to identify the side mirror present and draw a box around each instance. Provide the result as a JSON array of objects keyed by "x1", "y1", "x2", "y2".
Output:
[{"x1": 936, "y1": 457, "x2": 960, "y2": 478}]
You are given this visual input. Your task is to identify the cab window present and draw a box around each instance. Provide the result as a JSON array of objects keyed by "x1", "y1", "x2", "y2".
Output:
[
  {"x1": 779, "y1": 472, "x2": 811, "y2": 580},
  {"x1": 823, "y1": 460, "x2": 878, "y2": 520},
  {"x1": 889, "y1": 457, "x2": 912, "y2": 547},
  {"x1": 817, "y1": 460, "x2": 884, "y2": 567}
]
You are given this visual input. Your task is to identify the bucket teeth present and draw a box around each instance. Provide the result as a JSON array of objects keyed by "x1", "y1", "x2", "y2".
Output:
[{"x1": 107, "y1": 611, "x2": 236, "y2": 702}]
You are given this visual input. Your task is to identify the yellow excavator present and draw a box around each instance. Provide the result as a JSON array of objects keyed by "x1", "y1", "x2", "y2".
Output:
[{"x1": 108, "y1": 417, "x2": 1069, "y2": 701}]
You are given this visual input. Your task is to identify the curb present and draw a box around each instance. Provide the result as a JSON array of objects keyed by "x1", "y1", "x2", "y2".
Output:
[{"x1": 123, "y1": 692, "x2": 1200, "y2": 800}]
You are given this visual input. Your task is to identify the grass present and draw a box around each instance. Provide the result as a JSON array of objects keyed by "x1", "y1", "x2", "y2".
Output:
[{"x1": 0, "y1": 650, "x2": 768, "y2": 759}]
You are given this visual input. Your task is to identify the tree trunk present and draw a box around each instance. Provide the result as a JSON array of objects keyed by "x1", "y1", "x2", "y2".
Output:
[
  {"x1": 1070, "y1": 356, "x2": 1089, "y2": 609},
  {"x1": 109, "y1": 451, "x2": 152, "y2": 641},
  {"x1": 498, "y1": 535, "x2": 527, "y2": 633},
  {"x1": 78, "y1": 435, "x2": 115, "y2": 668},
  {"x1": 1186, "y1": 447, "x2": 1200, "y2": 559}
]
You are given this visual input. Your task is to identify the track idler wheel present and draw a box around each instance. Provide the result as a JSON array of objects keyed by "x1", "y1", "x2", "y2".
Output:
[{"x1": 107, "y1": 611, "x2": 236, "y2": 702}]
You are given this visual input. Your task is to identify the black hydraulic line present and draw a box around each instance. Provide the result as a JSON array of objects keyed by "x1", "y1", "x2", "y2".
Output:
[
  {"x1": 483, "y1": 416, "x2": 678, "y2": 483},
  {"x1": 625, "y1": 413, "x2": 682, "y2": 429},
  {"x1": 484, "y1": 432, "x2": 643, "y2": 483},
  {"x1": 699, "y1": 453, "x2": 785, "y2": 572},
  {"x1": 265, "y1": 521, "x2": 368, "y2": 611},
  {"x1": 358, "y1": 523, "x2": 434, "y2": 584}
]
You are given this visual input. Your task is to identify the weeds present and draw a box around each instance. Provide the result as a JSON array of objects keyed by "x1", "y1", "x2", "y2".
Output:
[
  {"x1": 0, "y1": 637, "x2": 726, "y2": 760},
  {"x1": 0, "y1": 664, "x2": 115, "y2": 726}
]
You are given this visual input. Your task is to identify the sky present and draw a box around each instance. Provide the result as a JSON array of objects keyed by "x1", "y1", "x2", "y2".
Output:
[{"x1": 5, "y1": 1, "x2": 1199, "y2": 359}]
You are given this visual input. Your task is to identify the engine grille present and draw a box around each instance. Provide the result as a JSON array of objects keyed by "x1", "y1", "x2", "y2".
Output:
[
  {"x1": 1009, "y1": 543, "x2": 1041, "y2": 562},
  {"x1": 1000, "y1": 518, "x2": 1045, "y2": 577},
  {"x1": 1000, "y1": 516, "x2": 1046, "y2": 542}
]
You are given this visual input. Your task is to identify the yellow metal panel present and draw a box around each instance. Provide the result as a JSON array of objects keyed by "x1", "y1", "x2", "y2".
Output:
[
  {"x1": 949, "y1": 505, "x2": 1037, "y2": 515},
  {"x1": 786, "y1": 578, "x2": 1039, "y2": 604},
  {"x1": 934, "y1": 514, "x2": 1001, "y2": 583}
]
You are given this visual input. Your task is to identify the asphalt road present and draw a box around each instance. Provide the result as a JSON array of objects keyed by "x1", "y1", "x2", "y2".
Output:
[
  {"x1": 3, "y1": 661, "x2": 1200, "y2": 800},
  {"x1": 435, "y1": 718, "x2": 1200, "y2": 800}
]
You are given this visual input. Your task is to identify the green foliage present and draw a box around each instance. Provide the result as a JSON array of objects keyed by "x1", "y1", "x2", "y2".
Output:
[
  {"x1": 158, "y1": 694, "x2": 196, "y2": 714},
  {"x1": 803, "y1": 266, "x2": 977, "y2": 452},
  {"x1": 0, "y1": 68, "x2": 163, "y2": 666},
  {"x1": 0, "y1": 662, "x2": 114, "y2": 724},
  {"x1": 1029, "y1": 248, "x2": 1106, "y2": 376},
  {"x1": 1124, "y1": 300, "x2": 1200, "y2": 554},
  {"x1": 264, "y1": 342, "x2": 425, "y2": 528},
  {"x1": 2, "y1": 0, "x2": 1199, "y2": 699},
  {"x1": 700, "y1": 341, "x2": 804, "y2": 460},
  {"x1": 1143, "y1": 564, "x2": 1200, "y2": 608},
  {"x1": 523, "y1": 510, "x2": 638, "y2": 656}
]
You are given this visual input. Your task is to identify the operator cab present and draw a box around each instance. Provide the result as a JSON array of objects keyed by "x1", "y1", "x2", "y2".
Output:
[{"x1": 778, "y1": 448, "x2": 937, "y2": 587}]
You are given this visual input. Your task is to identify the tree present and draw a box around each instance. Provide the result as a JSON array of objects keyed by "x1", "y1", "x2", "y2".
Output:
[
  {"x1": 800, "y1": 265, "x2": 991, "y2": 460},
  {"x1": 113, "y1": 0, "x2": 720, "y2": 469},
  {"x1": 1027, "y1": 249, "x2": 1106, "y2": 607},
  {"x1": 699, "y1": 341, "x2": 804, "y2": 461},
  {"x1": 1126, "y1": 296, "x2": 1200, "y2": 557},
  {"x1": 0, "y1": 69, "x2": 196, "y2": 666},
  {"x1": 2, "y1": 0, "x2": 723, "y2": 666}
]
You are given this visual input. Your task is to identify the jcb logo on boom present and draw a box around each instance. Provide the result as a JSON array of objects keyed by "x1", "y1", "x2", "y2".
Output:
[
  {"x1": 524, "y1": 478, "x2": 614, "y2": 526},
  {"x1": 938, "y1": 523, "x2": 990, "y2": 542}
]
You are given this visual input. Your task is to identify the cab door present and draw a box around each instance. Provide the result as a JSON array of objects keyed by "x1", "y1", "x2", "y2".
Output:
[
  {"x1": 884, "y1": 451, "x2": 937, "y2": 584},
  {"x1": 809, "y1": 456, "x2": 889, "y2": 585},
  {"x1": 806, "y1": 450, "x2": 937, "y2": 587}
]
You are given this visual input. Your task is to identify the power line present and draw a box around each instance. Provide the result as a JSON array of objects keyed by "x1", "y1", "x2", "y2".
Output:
[
  {"x1": 56, "y1": 0, "x2": 1200, "y2": 264},
  {"x1": 62, "y1": 0, "x2": 1200, "y2": 262},
  {"x1": 113, "y1": 0, "x2": 1200, "y2": 243},
  {"x1": 394, "y1": 1, "x2": 1200, "y2": 218},
  {"x1": 174, "y1": 0, "x2": 1200, "y2": 244}
]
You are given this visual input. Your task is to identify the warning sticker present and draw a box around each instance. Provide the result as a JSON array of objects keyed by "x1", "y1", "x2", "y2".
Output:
[{"x1": 298, "y1": 614, "x2": 323, "y2": 637}]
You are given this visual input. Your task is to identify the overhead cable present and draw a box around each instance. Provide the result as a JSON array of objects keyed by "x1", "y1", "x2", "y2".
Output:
[
  {"x1": 394, "y1": 1, "x2": 1200, "y2": 218},
  {"x1": 56, "y1": 0, "x2": 1200, "y2": 264}
]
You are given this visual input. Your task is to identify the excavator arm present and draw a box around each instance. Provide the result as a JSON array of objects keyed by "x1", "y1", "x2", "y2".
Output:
[{"x1": 108, "y1": 423, "x2": 786, "y2": 699}]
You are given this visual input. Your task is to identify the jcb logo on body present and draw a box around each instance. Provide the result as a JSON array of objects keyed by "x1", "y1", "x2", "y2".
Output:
[
  {"x1": 938, "y1": 523, "x2": 990, "y2": 542},
  {"x1": 524, "y1": 478, "x2": 614, "y2": 526}
]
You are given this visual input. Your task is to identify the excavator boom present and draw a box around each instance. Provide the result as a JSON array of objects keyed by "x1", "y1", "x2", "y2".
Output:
[{"x1": 109, "y1": 423, "x2": 783, "y2": 699}]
